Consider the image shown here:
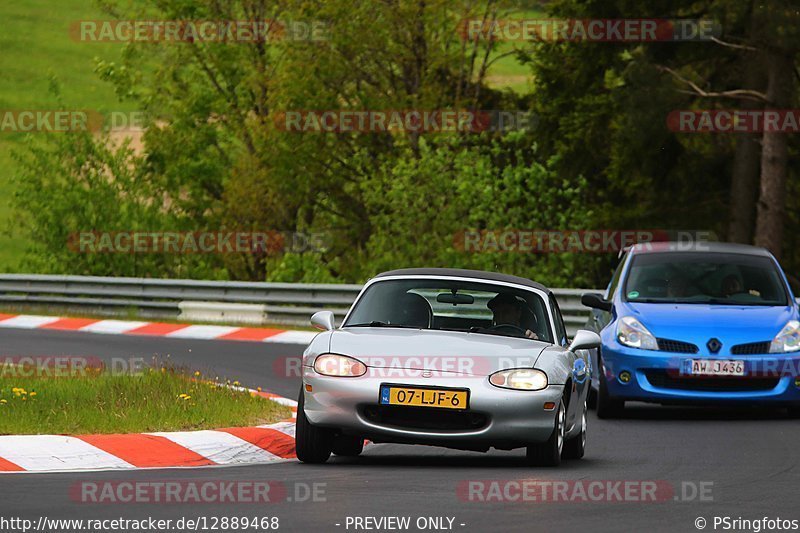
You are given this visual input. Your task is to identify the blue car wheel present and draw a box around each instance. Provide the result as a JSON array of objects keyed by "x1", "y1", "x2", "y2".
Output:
[{"x1": 596, "y1": 354, "x2": 625, "y2": 419}]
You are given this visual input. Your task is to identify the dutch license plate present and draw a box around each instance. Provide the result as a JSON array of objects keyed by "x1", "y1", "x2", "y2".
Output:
[
  {"x1": 379, "y1": 385, "x2": 469, "y2": 410},
  {"x1": 686, "y1": 359, "x2": 745, "y2": 376}
]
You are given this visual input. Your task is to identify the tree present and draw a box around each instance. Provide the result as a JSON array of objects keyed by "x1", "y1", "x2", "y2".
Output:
[
  {"x1": 527, "y1": 0, "x2": 800, "y2": 278},
  {"x1": 751, "y1": 2, "x2": 800, "y2": 259}
]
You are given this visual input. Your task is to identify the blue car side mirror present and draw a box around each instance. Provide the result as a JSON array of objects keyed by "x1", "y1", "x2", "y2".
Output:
[{"x1": 582, "y1": 293, "x2": 613, "y2": 312}]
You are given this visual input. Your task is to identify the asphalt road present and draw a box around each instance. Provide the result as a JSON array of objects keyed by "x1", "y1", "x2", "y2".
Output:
[{"x1": 1, "y1": 328, "x2": 799, "y2": 533}]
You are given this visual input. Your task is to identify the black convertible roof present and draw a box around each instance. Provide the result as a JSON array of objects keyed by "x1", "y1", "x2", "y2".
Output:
[{"x1": 373, "y1": 268, "x2": 552, "y2": 294}]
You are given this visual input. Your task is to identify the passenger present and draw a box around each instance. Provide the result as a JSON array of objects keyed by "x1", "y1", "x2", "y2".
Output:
[{"x1": 666, "y1": 277, "x2": 689, "y2": 298}]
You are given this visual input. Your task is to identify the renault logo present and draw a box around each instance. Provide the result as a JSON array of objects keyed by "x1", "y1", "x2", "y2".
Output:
[{"x1": 706, "y1": 338, "x2": 722, "y2": 354}]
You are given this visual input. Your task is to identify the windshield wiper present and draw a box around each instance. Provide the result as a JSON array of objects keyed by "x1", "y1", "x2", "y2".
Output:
[
  {"x1": 700, "y1": 298, "x2": 775, "y2": 306},
  {"x1": 633, "y1": 297, "x2": 775, "y2": 306}
]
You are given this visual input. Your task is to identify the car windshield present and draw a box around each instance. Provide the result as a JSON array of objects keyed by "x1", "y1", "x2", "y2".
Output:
[
  {"x1": 343, "y1": 278, "x2": 553, "y2": 343},
  {"x1": 623, "y1": 252, "x2": 789, "y2": 306}
]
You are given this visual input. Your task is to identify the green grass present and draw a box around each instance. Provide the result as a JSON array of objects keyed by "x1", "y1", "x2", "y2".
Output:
[
  {"x1": 482, "y1": 8, "x2": 544, "y2": 93},
  {"x1": 0, "y1": 0, "x2": 133, "y2": 272},
  {"x1": 0, "y1": 366, "x2": 291, "y2": 435}
]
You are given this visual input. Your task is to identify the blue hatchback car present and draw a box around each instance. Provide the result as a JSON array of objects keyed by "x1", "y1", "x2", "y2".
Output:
[{"x1": 582, "y1": 242, "x2": 800, "y2": 418}]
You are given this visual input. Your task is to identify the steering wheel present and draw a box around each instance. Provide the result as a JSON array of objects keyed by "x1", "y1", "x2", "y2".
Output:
[{"x1": 487, "y1": 324, "x2": 526, "y2": 336}]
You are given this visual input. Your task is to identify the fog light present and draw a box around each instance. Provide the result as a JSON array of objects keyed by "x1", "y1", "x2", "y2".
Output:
[
  {"x1": 619, "y1": 371, "x2": 632, "y2": 384},
  {"x1": 794, "y1": 377, "x2": 800, "y2": 389},
  {"x1": 543, "y1": 402, "x2": 556, "y2": 410}
]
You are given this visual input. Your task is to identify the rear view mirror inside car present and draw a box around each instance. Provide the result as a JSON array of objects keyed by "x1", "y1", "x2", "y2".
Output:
[{"x1": 436, "y1": 292, "x2": 475, "y2": 305}]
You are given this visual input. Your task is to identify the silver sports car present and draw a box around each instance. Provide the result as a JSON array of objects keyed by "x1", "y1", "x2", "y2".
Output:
[{"x1": 295, "y1": 268, "x2": 601, "y2": 466}]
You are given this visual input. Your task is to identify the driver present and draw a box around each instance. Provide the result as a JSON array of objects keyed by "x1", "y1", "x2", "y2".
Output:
[
  {"x1": 487, "y1": 293, "x2": 539, "y2": 339},
  {"x1": 720, "y1": 274, "x2": 743, "y2": 298}
]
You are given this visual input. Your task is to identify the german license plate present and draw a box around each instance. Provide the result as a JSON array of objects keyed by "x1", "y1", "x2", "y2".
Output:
[
  {"x1": 686, "y1": 359, "x2": 745, "y2": 376},
  {"x1": 379, "y1": 385, "x2": 469, "y2": 410}
]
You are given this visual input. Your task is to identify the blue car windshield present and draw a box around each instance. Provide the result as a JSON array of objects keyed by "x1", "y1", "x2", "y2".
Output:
[{"x1": 623, "y1": 252, "x2": 789, "y2": 306}]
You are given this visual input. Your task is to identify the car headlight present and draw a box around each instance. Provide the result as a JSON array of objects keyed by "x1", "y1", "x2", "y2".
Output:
[
  {"x1": 489, "y1": 368, "x2": 548, "y2": 391},
  {"x1": 617, "y1": 316, "x2": 659, "y2": 350},
  {"x1": 313, "y1": 354, "x2": 367, "y2": 377},
  {"x1": 769, "y1": 320, "x2": 800, "y2": 353}
]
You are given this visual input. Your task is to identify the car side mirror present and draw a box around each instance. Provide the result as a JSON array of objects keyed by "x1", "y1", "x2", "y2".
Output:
[
  {"x1": 581, "y1": 292, "x2": 613, "y2": 312},
  {"x1": 568, "y1": 329, "x2": 601, "y2": 352},
  {"x1": 311, "y1": 310, "x2": 335, "y2": 331}
]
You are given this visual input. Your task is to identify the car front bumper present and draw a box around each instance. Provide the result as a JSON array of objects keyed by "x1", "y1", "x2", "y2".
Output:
[
  {"x1": 600, "y1": 340, "x2": 800, "y2": 404},
  {"x1": 302, "y1": 366, "x2": 565, "y2": 450}
]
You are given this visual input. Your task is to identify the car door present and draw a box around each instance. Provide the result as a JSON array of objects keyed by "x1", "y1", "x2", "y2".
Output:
[
  {"x1": 595, "y1": 252, "x2": 627, "y2": 330},
  {"x1": 587, "y1": 252, "x2": 627, "y2": 392}
]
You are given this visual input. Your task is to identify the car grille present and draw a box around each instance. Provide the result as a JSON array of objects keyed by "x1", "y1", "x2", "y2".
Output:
[
  {"x1": 644, "y1": 370, "x2": 779, "y2": 392},
  {"x1": 730, "y1": 341, "x2": 771, "y2": 355},
  {"x1": 656, "y1": 338, "x2": 699, "y2": 354},
  {"x1": 361, "y1": 405, "x2": 488, "y2": 431}
]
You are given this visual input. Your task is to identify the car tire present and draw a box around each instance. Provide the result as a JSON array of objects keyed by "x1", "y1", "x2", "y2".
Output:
[
  {"x1": 596, "y1": 359, "x2": 624, "y2": 419},
  {"x1": 332, "y1": 435, "x2": 364, "y2": 457},
  {"x1": 295, "y1": 388, "x2": 333, "y2": 464},
  {"x1": 526, "y1": 399, "x2": 565, "y2": 467},
  {"x1": 562, "y1": 400, "x2": 587, "y2": 460},
  {"x1": 587, "y1": 384, "x2": 598, "y2": 409}
]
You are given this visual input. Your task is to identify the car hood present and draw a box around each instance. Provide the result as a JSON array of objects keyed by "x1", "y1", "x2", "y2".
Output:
[
  {"x1": 326, "y1": 327, "x2": 549, "y2": 376},
  {"x1": 620, "y1": 302, "x2": 795, "y2": 345}
]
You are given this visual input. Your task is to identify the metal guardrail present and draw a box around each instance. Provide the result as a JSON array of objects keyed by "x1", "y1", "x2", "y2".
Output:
[
  {"x1": 552, "y1": 288, "x2": 596, "y2": 334},
  {"x1": 0, "y1": 274, "x2": 595, "y2": 334}
]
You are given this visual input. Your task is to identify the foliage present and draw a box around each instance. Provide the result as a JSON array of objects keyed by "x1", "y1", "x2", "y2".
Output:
[{"x1": 10, "y1": 0, "x2": 799, "y2": 288}]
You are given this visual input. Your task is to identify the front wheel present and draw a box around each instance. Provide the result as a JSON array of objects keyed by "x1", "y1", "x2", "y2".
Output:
[
  {"x1": 295, "y1": 388, "x2": 333, "y2": 464},
  {"x1": 526, "y1": 400, "x2": 565, "y2": 467},
  {"x1": 562, "y1": 400, "x2": 587, "y2": 459}
]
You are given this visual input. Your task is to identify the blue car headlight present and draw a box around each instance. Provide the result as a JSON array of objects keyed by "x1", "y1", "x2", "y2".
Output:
[
  {"x1": 769, "y1": 320, "x2": 800, "y2": 353},
  {"x1": 617, "y1": 316, "x2": 659, "y2": 350}
]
